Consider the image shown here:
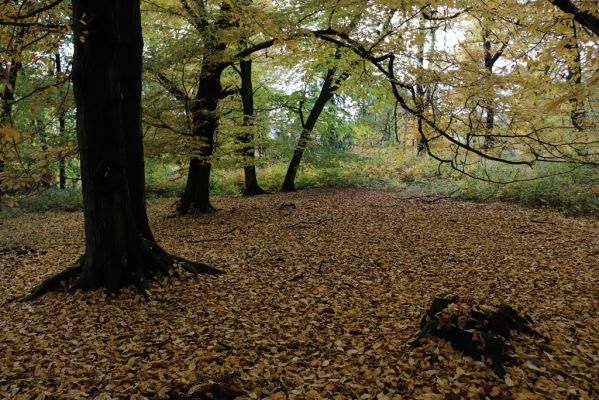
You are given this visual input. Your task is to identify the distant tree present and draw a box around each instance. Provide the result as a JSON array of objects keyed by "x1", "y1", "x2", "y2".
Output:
[
  {"x1": 22, "y1": 0, "x2": 222, "y2": 301},
  {"x1": 150, "y1": 1, "x2": 274, "y2": 213},
  {"x1": 238, "y1": 58, "x2": 267, "y2": 195},
  {"x1": 281, "y1": 64, "x2": 346, "y2": 192},
  {"x1": 0, "y1": 0, "x2": 68, "y2": 203}
]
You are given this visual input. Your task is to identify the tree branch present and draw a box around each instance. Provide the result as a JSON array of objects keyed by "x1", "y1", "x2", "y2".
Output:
[
  {"x1": 549, "y1": 0, "x2": 599, "y2": 35},
  {"x1": 155, "y1": 72, "x2": 190, "y2": 103}
]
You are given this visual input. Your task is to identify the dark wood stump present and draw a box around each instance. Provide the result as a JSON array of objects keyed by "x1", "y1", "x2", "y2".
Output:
[{"x1": 412, "y1": 296, "x2": 548, "y2": 377}]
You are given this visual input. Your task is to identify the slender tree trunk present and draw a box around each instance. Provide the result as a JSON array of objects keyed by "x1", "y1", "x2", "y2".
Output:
[
  {"x1": 483, "y1": 29, "x2": 496, "y2": 148},
  {"x1": 239, "y1": 59, "x2": 266, "y2": 196},
  {"x1": 22, "y1": 0, "x2": 221, "y2": 301},
  {"x1": 53, "y1": 52, "x2": 67, "y2": 189},
  {"x1": 415, "y1": 16, "x2": 429, "y2": 155},
  {"x1": 565, "y1": 22, "x2": 584, "y2": 131},
  {"x1": 281, "y1": 67, "x2": 338, "y2": 192},
  {"x1": 416, "y1": 118, "x2": 429, "y2": 154},
  {"x1": 480, "y1": 28, "x2": 508, "y2": 149},
  {"x1": 58, "y1": 119, "x2": 66, "y2": 189}
]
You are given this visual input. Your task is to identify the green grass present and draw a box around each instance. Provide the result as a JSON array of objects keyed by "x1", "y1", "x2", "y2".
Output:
[
  {"x1": 0, "y1": 187, "x2": 83, "y2": 219},
  {"x1": 428, "y1": 163, "x2": 599, "y2": 216}
]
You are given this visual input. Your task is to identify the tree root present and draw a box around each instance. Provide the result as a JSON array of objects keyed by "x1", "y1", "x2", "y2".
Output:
[
  {"x1": 19, "y1": 240, "x2": 223, "y2": 302},
  {"x1": 147, "y1": 240, "x2": 224, "y2": 277},
  {"x1": 20, "y1": 262, "x2": 83, "y2": 302},
  {"x1": 243, "y1": 186, "x2": 268, "y2": 196},
  {"x1": 174, "y1": 200, "x2": 216, "y2": 216}
]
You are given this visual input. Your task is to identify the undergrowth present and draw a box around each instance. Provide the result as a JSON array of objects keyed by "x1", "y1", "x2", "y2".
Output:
[{"x1": 2, "y1": 151, "x2": 597, "y2": 218}]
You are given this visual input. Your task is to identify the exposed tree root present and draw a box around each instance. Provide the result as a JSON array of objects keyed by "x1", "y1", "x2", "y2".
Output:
[
  {"x1": 243, "y1": 186, "x2": 268, "y2": 196},
  {"x1": 20, "y1": 239, "x2": 223, "y2": 302},
  {"x1": 19, "y1": 263, "x2": 83, "y2": 302},
  {"x1": 412, "y1": 295, "x2": 548, "y2": 377},
  {"x1": 174, "y1": 200, "x2": 217, "y2": 216},
  {"x1": 280, "y1": 186, "x2": 296, "y2": 193}
]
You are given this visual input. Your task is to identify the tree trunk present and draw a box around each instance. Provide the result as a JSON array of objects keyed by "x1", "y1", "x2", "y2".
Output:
[
  {"x1": 177, "y1": 61, "x2": 225, "y2": 214},
  {"x1": 416, "y1": 118, "x2": 429, "y2": 155},
  {"x1": 73, "y1": 0, "x2": 160, "y2": 291},
  {"x1": 177, "y1": 3, "x2": 234, "y2": 215},
  {"x1": 239, "y1": 59, "x2": 266, "y2": 196},
  {"x1": 22, "y1": 0, "x2": 221, "y2": 301},
  {"x1": 415, "y1": 15, "x2": 428, "y2": 155},
  {"x1": 565, "y1": 22, "x2": 584, "y2": 131},
  {"x1": 549, "y1": 0, "x2": 599, "y2": 36},
  {"x1": 482, "y1": 29, "x2": 495, "y2": 148},
  {"x1": 0, "y1": 55, "x2": 20, "y2": 202},
  {"x1": 119, "y1": 2, "x2": 154, "y2": 241},
  {"x1": 281, "y1": 67, "x2": 338, "y2": 192},
  {"x1": 55, "y1": 53, "x2": 67, "y2": 190}
]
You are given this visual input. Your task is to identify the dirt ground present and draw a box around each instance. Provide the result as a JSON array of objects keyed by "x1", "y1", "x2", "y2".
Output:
[{"x1": 0, "y1": 188, "x2": 597, "y2": 399}]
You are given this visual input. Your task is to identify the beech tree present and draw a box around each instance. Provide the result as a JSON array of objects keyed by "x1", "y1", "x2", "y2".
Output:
[
  {"x1": 147, "y1": 0, "x2": 275, "y2": 213},
  {"x1": 238, "y1": 58, "x2": 267, "y2": 195},
  {"x1": 281, "y1": 64, "x2": 348, "y2": 192},
  {"x1": 310, "y1": 0, "x2": 598, "y2": 180},
  {"x1": 21, "y1": 0, "x2": 222, "y2": 300}
]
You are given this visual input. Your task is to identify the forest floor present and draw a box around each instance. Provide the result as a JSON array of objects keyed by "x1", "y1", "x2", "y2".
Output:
[{"x1": 0, "y1": 188, "x2": 597, "y2": 400}]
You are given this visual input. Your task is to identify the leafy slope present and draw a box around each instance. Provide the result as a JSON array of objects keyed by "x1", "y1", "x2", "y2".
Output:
[{"x1": 0, "y1": 188, "x2": 597, "y2": 399}]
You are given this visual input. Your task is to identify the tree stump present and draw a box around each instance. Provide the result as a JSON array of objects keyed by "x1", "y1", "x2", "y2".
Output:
[{"x1": 412, "y1": 296, "x2": 548, "y2": 377}]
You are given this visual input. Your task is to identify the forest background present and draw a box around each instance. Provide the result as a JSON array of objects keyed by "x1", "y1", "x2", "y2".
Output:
[{"x1": 0, "y1": 0, "x2": 597, "y2": 217}]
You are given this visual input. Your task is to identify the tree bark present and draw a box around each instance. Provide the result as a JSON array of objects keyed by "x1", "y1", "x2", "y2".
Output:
[
  {"x1": 177, "y1": 4, "x2": 232, "y2": 215},
  {"x1": 119, "y1": 1, "x2": 154, "y2": 241},
  {"x1": 281, "y1": 67, "x2": 338, "y2": 192},
  {"x1": 565, "y1": 22, "x2": 584, "y2": 131},
  {"x1": 415, "y1": 16, "x2": 430, "y2": 155},
  {"x1": 22, "y1": 0, "x2": 221, "y2": 301},
  {"x1": 177, "y1": 59, "x2": 225, "y2": 214},
  {"x1": 72, "y1": 0, "x2": 160, "y2": 291},
  {"x1": 55, "y1": 53, "x2": 66, "y2": 189},
  {"x1": 482, "y1": 29, "x2": 495, "y2": 148},
  {"x1": 239, "y1": 59, "x2": 266, "y2": 196},
  {"x1": 481, "y1": 28, "x2": 507, "y2": 149}
]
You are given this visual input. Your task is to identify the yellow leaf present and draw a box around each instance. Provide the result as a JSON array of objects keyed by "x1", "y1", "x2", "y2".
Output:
[
  {"x1": 0, "y1": 125, "x2": 19, "y2": 143},
  {"x1": 127, "y1": 357, "x2": 138, "y2": 368},
  {"x1": 505, "y1": 374, "x2": 515, "y2": 387}
]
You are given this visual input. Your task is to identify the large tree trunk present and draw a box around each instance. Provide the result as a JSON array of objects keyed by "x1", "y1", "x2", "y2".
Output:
[
  {"x1": 281, "y1": 67, "x2": 338, "y2": 192},
  {"x1": 22, "y1": 0, "x2": 221, "y2": 301},
  {"x1": 119, "y1": 2, "x2": 154, "y2": 241},
  {"x1": 239, "y1": 59, "x2": 266, "y2": 196}
]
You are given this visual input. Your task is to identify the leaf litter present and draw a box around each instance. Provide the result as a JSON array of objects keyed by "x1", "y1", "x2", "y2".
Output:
[{"x1": 0, "y1": 188, "x2": 597, "y2": 399}]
